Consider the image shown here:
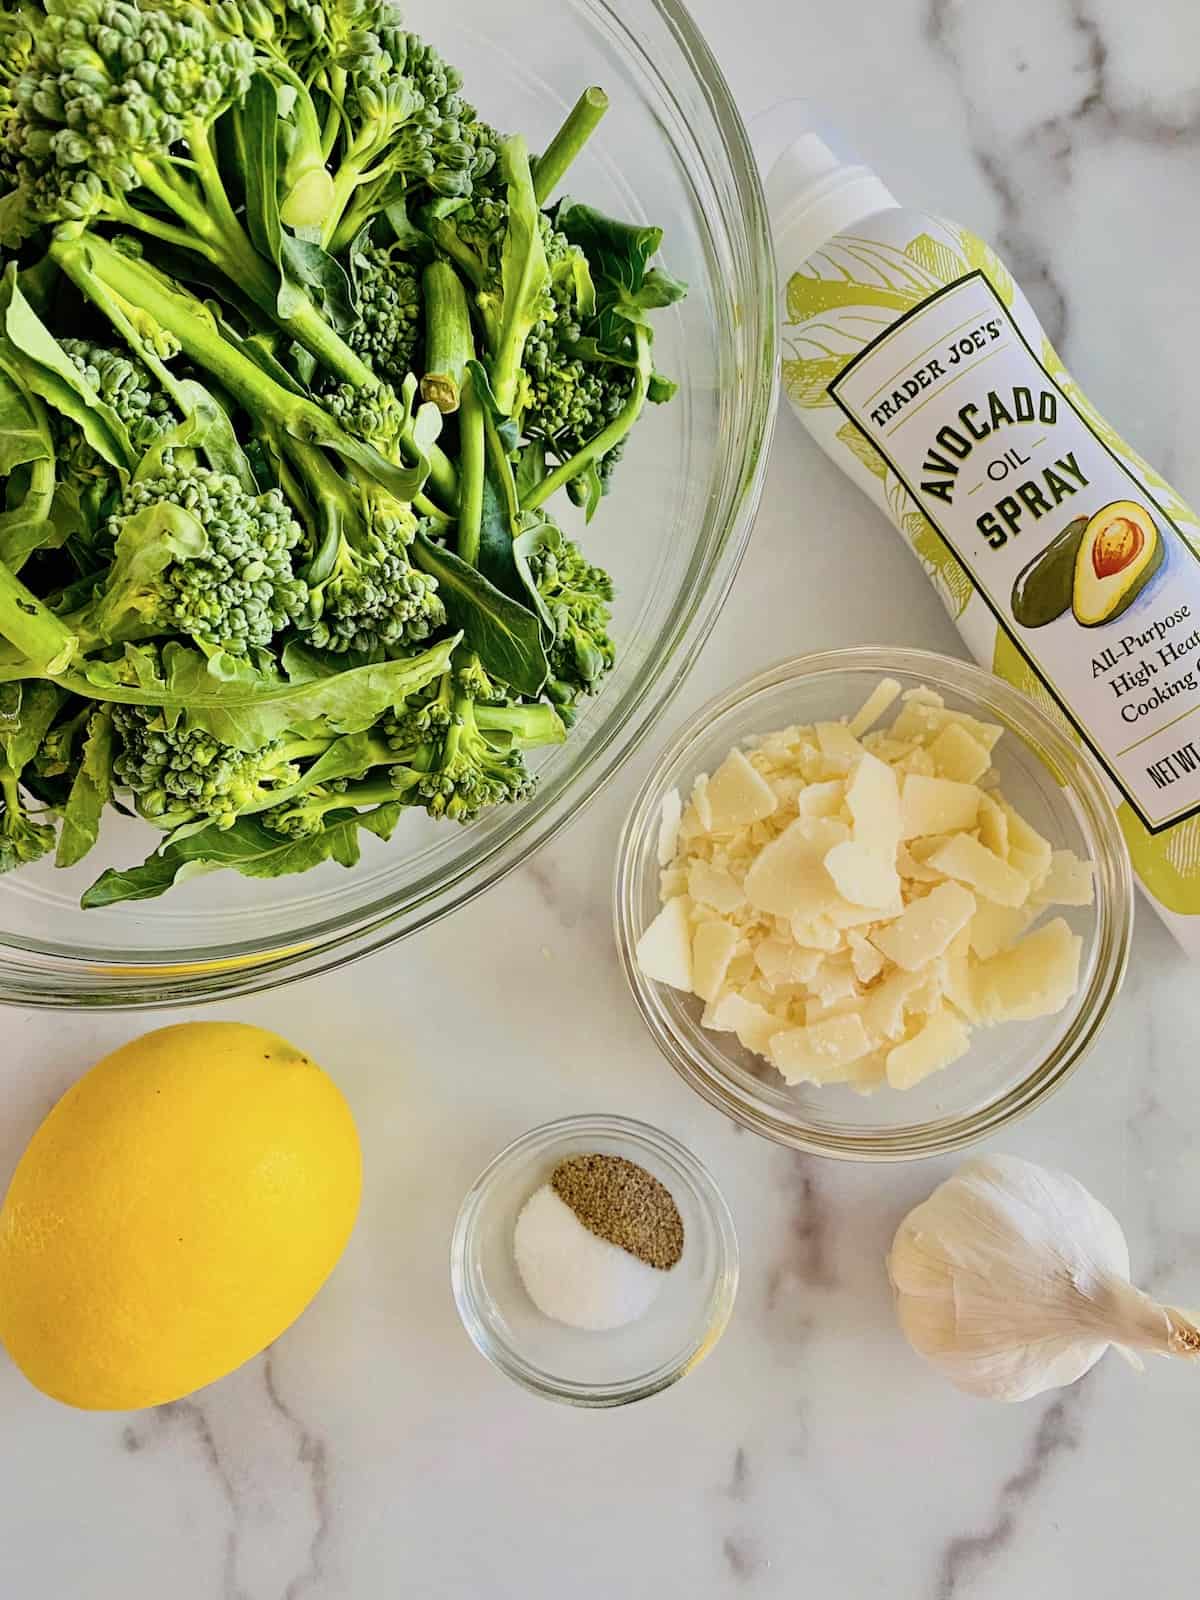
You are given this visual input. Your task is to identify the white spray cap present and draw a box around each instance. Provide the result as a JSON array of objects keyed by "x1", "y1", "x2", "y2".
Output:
[{"x1": 760, "y1": 123, "x2": 899, "y2": 265}]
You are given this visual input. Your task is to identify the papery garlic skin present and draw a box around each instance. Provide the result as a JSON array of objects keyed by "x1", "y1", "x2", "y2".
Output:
[{"x1": 888, "y1": 1155, "x2": 1200, "y2": 1402}]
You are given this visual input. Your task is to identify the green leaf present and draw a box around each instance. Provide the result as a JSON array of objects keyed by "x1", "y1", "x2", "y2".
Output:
[
  {"x1": 84, "y1": 499, "x2": 208, "y2": 643},
  {"x1": 81, "y1": 800, "x2": 406, "y2": 907},
  {"x1": 74, "y1": 635, "x2": 459, "y2": 751},
  {"x1": 412, "y1": 532, "x2": 547, "y2": 697},
  {"x1": 0, "y1": 364, "x2": 52, "y2": 477},
  {"x1": 514, "y1": 440, "x2": 547, "y2": 503},
  {"x1": 558, "y1": 202, "x2": 686, "y2": 349},
  {"x1": 0, "y1": 266, "x2": 135, "y2": 475},
  {"x1": 0, "y1": 681, "x2": 65, "y2": 773},
  {"x1": 56, "y1": 706, "x2": 115, "y2": 867}
]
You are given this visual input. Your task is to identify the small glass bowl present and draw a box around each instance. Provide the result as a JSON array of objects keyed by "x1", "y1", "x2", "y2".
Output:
[
  {"x1": 615, "y1": 648, "x2": 1134, "y2": 1162},
  {"x1": 450, "y1": 1115, "x2": 738, "y2": 1406}
]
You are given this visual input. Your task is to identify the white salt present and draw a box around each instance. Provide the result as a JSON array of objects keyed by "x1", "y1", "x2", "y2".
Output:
[{"x1": 513, "y1": 1185, "x2": 665, "y2": 1331}]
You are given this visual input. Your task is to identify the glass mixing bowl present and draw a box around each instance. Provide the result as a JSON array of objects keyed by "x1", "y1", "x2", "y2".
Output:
[
  {"x1": 0, "y1": 0, "x2": 776, "y2": 1008},
  {"x1": 615, "y1": 650, "x2": 1134, "y2": 1161}
]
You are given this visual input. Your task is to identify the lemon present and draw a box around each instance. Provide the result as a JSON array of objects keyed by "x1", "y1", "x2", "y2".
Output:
[{"x1": 0, "y1": 1021, "x2": 361, "y2": 1411}]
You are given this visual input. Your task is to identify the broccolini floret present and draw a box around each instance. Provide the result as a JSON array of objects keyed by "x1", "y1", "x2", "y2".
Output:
[
  {"x1": 346, "y1": 244, "x2": 423, "y2": 387},
  {"x1": 525, "y1": 527, "x2": 615, "y2": 717},
  {"x1": 60, "y1": 340, "x2": 179, "y2": 453},
  {"x1": 112, "y1": 707, "x2": 330, "y2": 829},
  {"x1": 73, "y1": 460, "x2": 309, "y2": 655},
  {"x1": 0, "y1": 765, "x2": 55, "y2": 873}
]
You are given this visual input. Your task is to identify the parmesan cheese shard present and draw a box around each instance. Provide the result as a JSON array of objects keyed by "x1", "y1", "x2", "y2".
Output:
[
  {"x1": 969, "y1": 899, "x2": 1035, "y2": 960},
  {"x1": 824, "y1": 840, "x2": 901, "y2": 909},
  {"x1": 691, "y1": 919, "x2": 740, "y2": 1003},
  {"x1": 635, "y1": 896, "x2": 694, "y2": 991},
  {"x1": 1034, "y1": 849, "x2": 1095, "y2": 907},
  {"x1": 848, "y1": 677, "x2": 902, "y2": 737},
  {"x1": 688, "y1": 860, "x2": 746, "y2": 915},
  {"x1": 798, "y1": 778, "x2": 846, "y2": 817},
  {"x1": 815, "y1": 721, "x2": 864, "y2": 764},
  {"x1": 869, "y1": 880, "x2": 977, "y2": 971},
  {"x1": 770, "y1": 1012, "x2": 873, "y2": 1085},
  {"x1": 849, "y1": 931, "x2": 885, "y2": 984},
  {"x1": 657, "y1": 787, "x2": 682, "y2": 866},
  {"x1": 977, "y1": 794, "x2": 1009, "y2": 859},
  {"x1": 643, "y1": 676, "x2": 1086, "y2": 1098},
  {"x1": 743, "y1": 816, "x2": 847, "y2": 919},
  {"x1": 755, "y1": 938, "x2": 823, "y2": 986},
  {"x1": 940, "y1": 925, "x2": 974, "y2": 1018},
  {"x1": 702, "y1": 991, "x2": 782, "y2": 1055},
  {"x1": 886, "y1": 1007, "x2": 971, "y2": 1089},
  {"x1": 692, "y1": 772, "x2": 713, "y2": 831},
  {"x1": 926, "y1": 833, "x2": 1030, "y2": 908},
  {"x1": 971, "y1": 917, "x2": 1082, "y2": 1024},
  {"x1": 928, "y1": 721, "x2": 991, "y2": 785},
  {"x1": 846, "y1": 751, "x2": 902, "y2": 852},
  {"x1": 862, "y1": 968, "x2": 926, "y2": 1041},
  {"x1": 704, "y1": 748, "x2": 778, "y2": 831},
  {"x1": 901, "y1": 774, "x2": 982, "y2": 839}
]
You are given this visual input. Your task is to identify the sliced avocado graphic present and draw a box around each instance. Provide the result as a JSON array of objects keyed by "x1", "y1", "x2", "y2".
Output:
[
  {"x1": 1072, "y1": 500, "x2": 1163, "y2": 626},
  {"x1": 1011, "y1": 516, "x2": 1088, "y2": 627},
  {"x1": 1117, "y1": 803, "x2": 1200, "y2": 914}
]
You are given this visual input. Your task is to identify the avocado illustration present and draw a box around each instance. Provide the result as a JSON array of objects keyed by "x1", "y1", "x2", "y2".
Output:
[
  {"x1": 1011, "y1": 516, "x2": 1088, "y2": 628},
  {"x1": 1117, "y1": 803, "x2": 1200, "y2": 914},
  {"x1": 1072, "y1": 500, "x2": 1163, "y2": 626}
]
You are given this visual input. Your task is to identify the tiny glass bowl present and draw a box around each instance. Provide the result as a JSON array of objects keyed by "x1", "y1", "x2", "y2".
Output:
[
  {"x1": 614, "y1": 648, "x2": 1134, "y2": 1162},
  {"x1": 450, "y1": 1115, "x2": 738, "y2": 1406}
]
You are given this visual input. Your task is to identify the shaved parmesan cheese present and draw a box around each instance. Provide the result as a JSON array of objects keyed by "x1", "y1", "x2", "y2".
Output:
[
  {"x1": 901, "y1": 774, "x2": 982, "y2": 839},
  {"x1": 869, "y1": 881, "x2": 976, "y2": 971},
  {"x1": 815, "y1": 721, "x2": 864, "y2": 764},
  {"x1": 704, "y1": 748, "x2": 777, "y2": 831},
  {"x1": 702, "y1": 991, "x2": 782, "y2": 1054},
  {"x1": 928, "y1": 721, "x2": 991, "y2": 785},
  {"x1": 755, "y1": 938, "x2": 824, "y2": 986},
  {"x1": 692, "y1": 773, "x2": 712, "y2": 831},
  {"x1": 971, "y1": 917, "x2": 1082, "y2": 1024},
  {"x1": 744, "y1": 816, "x2": 847, "y2": 919},
  {"x1": 846, "y1": 751, "x2": 902, "y2": 852},
  {"x1": 968, "y1": 899, "x2": 1035, "y2": 960},
  {"x1": 886, "y1": 1007, "x2": 970, "y2": 1089},
  {"x1": 688, "y1": 860, "x2": 746, "y2": 915},
  {"x1": 926, "y1": 833, "x2": 1030, "y2": 908},
  {"x1": 848, "y1": 677, "x2": 902, "y2": 737},
  {"x1": 657, "y1": 787, "x2": 682, "y2": 866},
  {"x1": 824, "y1": 840, "x2": 901, "y2": 909},
  {"x1": 1034, "y1": 850, "x2": 1094, "y2": 907},
  {"x1": 639, "y1": 677, "x2": 1087, "y2": 1098},
  {"x1": 977, "y1": 794, "x2": 1009, "y2": 859},
  {"x1": 849, "y1": 932, "x2": 885, "y2": 984},
  {"x1": 691, "y1": 919, "x2": 740, "y2": 1003},
  {"x1": 770, "y1": 1011, "x2": 873, "y2": 1085},
  {"x1": 635, "y1": 896, "x2": 693, "y2": 990},
  {"x1": 798, "y1": 778, "x2": 846, "y2": 817}
]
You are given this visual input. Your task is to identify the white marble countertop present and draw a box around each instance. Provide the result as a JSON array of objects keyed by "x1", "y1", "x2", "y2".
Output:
[{"x1": 5, "y1": 0, "x2": 1200, "y2": 1595}]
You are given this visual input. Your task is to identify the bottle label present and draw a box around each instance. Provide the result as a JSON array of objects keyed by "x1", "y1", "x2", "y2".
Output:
[{"x1": 829, "y1": 269, "x2": 1200, "y2": 833}]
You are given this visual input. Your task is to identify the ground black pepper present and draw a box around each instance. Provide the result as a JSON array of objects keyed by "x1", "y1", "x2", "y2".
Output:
[{"x1": 551, "y1": 1153, "x2": 684, "y2": 1270}]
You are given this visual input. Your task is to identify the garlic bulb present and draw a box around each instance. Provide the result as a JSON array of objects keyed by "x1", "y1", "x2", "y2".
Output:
[{"x1": 887, "y1": 1154, "x2": 1200, "y2": 1402}]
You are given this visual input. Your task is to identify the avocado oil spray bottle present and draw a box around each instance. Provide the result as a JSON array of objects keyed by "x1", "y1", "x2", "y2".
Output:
[{"x1": 769, "y1": 132, "x2": 1200, "y2": 954}]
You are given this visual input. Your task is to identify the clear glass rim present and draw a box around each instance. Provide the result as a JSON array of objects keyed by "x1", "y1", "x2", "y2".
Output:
[
  {"x1": 614, "y1": 647, "x2": 1136, "y2": 1163},
  {"x1": 449, "y1": 1113, "x2": 740, "y2": 1407},
  {"x1": 0, "y1": 0, "x2": 779, "y2": 1011}
]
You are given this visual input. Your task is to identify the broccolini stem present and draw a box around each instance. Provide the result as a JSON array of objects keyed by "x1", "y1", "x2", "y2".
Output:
[
  {"x1": 521, "y1": 328, "x2": 652, "y2": 512},
  {"x1": 421, "y1": 262, "x2": 474, "y2": 414},
  {"x1": 50, "y1": 234, "x2": 398, "y2": 492},
  {"x1": 490, "y1": 136, "x2": 549, "y2": 418},
  {"x1": 457, "y1": 373, "x2": 485, "y2": 567},
  {"x1": 123, "y1": 153, "x2": 375, "y2": 390},
  {"x1": 0, "y1": 559, "x2": 78, "y2": 674},
  {"x1": 532, "y1": 87, "x2": 610, "y2": 205}
]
